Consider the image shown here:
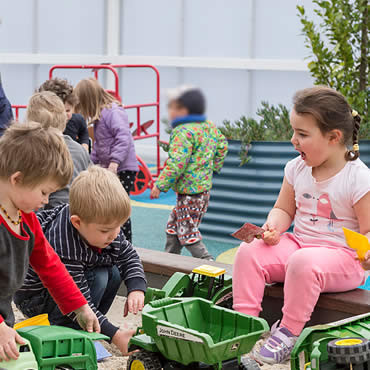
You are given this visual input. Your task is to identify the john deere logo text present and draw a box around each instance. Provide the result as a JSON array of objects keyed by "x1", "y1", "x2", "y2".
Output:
[{"x1": 157, "y1": 325, "x2": 203, "y2": 343}]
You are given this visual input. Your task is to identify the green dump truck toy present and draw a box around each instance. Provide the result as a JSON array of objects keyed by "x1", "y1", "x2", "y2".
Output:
[
  {"x1": 128, "y1": 297, "x2": 269, "y2": 369},
  {"x1": 145, "y1": 265, "x2": 233, "y2": 308},
  {"x1": 0, "y1": 325, "x2": 108, "y2": 370},
  {"x1": 291, "y1": 313, "x2": 370, "y2": 370}
]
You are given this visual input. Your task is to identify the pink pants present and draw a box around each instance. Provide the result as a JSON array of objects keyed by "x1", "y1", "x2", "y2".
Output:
[{"x1": 232, "y1": 233, "x2": 365, "y2": 335}]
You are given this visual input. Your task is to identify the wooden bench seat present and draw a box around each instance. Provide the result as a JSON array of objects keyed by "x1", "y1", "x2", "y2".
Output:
[{"x1": 136, "y1": 247, "x2": 370, "y2": 326}]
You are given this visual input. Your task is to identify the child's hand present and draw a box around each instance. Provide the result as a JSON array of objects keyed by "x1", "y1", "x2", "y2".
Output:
[
  {"x1": 358, "y1": 250, "x2": 370, "y2": 270},
  {"x1": 0, "y1": 321, "x2": 25, "y2": 361},
  {"x1": 108, "y1": 162, "x2": 119, "y2": 174},
  {"x1": 74, "y1": 304, "x2": 100, "y2": 333},
  {"x1": 124, "y1": 290, "x2": 145, "y2": 317},
  {"x1": 150, "y1": 185, "x2": 160, "y2": 199},
  {"x1": 262, "y1": 223, "x2": 280, "y2": 246},
  {"x1": 112, "y1": 328, "x2": 136, "y2": 356}
]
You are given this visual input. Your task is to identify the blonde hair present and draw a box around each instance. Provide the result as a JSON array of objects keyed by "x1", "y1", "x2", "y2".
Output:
[
  {"x1": 26, "y1": 91, "x2": 67, "y2": 132},
  {"x1": 74, "y1": 78, "x2": 121, "y2": 122},
  {"x1": 69, "y1": 165, "x2": 131, "y2": 224},
  {"x1": 0, "y1": 121, "x2": 73, "y2": 188}
]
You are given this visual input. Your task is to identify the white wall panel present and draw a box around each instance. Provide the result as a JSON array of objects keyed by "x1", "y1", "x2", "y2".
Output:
[
  {"x1": 184, "y1": 0, "x2": 252, "y2": 58},
  {"x1": 38, "y1": 0, "x2": 105, "y2": 54},
  {"x1": 0, "y1": 0, "x2": 34, "y2": 53},
  {"x1": 121, "y1": 0, "x2": 182, "y2": 56},
  {"x1": 254, "y1": 0, "x2": 316, "y2": 59}
]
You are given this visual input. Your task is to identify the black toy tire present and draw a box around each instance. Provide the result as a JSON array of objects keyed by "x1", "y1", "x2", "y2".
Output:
[
  {"x1": 239, "y1": 356, "x2": 260, "y2": 370},
  {"x1": 127, "y1": 350, "x2": 162, "y2": 370},
  {"x1": 327, "y1": 337, "x2": 370, "y2": 365}
]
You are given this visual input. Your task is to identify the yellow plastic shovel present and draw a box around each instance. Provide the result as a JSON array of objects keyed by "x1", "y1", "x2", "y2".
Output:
[
  {"x1": 343, "y1": 227, "x2": 370, "y2": 261},
  {"x1": 14, "y1": 313, "x2": 50, "y2": 330}
]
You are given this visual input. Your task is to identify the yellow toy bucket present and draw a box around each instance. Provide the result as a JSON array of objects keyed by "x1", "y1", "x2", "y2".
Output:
[{"x1": 14, "y1": 314, "x2": 50, "y2": 330}]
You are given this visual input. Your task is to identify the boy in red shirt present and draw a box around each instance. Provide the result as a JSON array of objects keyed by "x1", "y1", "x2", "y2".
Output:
[{"x1": 0, "y1": 121, "x2": 99, "y2": 362}]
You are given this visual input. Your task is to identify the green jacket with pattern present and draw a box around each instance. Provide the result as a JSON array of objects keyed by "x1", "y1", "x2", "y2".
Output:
[{"x1": 156, "y1": 116, "x2": 228, "y2": 194}]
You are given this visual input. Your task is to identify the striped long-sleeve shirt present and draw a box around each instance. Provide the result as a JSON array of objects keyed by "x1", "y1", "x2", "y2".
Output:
[{"x1": 17, "y1": 204, "x2": 146, "y2": 339}]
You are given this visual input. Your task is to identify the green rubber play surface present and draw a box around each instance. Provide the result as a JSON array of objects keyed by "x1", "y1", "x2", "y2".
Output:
[{"x1": 130, "y1": 191, "x2": 238, "y2": 261}]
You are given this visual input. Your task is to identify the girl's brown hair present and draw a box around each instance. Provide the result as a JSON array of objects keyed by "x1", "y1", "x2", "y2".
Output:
[
  {"x1": 293, "y1": 86, "x2": 361, "y2": 161},
  {"x1": 74, "y1": 78, "x2": 121, "y2": 122},
  {"x1": 38, "y1": 78, "x2": 78, "y2": 106}
]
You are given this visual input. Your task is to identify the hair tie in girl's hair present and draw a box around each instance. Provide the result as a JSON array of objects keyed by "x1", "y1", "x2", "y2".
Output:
[
  {"x1": 353, "y1": 144, "x2": 360, "y2": 152},
  {"x1": 352, "y1": 110, "x2": 359, "y2": 117}
]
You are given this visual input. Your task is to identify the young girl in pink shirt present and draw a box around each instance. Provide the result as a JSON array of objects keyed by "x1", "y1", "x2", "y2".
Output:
[{"x1": 233, "y1": 86, "x2": 370, "y2": 364}]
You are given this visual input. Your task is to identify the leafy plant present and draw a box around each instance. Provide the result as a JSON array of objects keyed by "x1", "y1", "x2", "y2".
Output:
[
  {"x1": 220, "y1": 102, "x2": 292, "y2": 165},
  {"x1": 297, "y1": 0, "x2": 369, "y2": 137},
  {"x1": 159, "y1": 118, "x2": 171, "y2": 152}
]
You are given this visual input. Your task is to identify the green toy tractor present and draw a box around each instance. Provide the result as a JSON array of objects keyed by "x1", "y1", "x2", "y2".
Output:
[
  {"x1": 0, "y1": 325, "x2": 108, "y2": 370},
  {"x1": 145, "y1": 265, "x2": 233, "y2": 308},
  {"x1": 291, "y1": 313, "x2": 370, "y2": 370}
]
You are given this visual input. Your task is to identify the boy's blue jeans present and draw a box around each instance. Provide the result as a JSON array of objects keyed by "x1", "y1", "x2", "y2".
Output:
[{"x1": 15, "y1": 266, "x2": 122, "y2": 328}]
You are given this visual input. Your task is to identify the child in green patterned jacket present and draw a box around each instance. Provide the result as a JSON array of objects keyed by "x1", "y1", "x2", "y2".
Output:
[{"x1": 151, "y1": 86, "x2": 228, "y2": 260}]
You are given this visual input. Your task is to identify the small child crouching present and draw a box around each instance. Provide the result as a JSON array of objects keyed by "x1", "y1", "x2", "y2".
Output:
[{"x1": 15, "y1": 165, "x2": 146, "y2": 355}]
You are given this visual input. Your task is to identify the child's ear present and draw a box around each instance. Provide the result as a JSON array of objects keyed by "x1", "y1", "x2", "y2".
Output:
[
  {"x1": 328, "y1": 129, "x2": 343, "y2": 144},
  {"x1": 9, "y1": 172, "x2": 24, "y2": 186},
  {"x1": 70, "y1": 215, "x2": 82, "y2": 230}
]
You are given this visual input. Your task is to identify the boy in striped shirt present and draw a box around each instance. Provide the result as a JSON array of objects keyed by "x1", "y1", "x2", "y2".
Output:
[{"x1": 15, "y1": 166, "x2": 146, "y2": 356}]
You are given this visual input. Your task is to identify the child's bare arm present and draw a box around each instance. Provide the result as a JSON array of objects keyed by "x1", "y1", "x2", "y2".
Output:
[
  {"x1": 267, "y1": 177, "x2": 296, "y2": 232},
  {"x1": 262, "y1": 177, "x2": 295, "y2": 245},
  {"x1": 353, "y1": 192, "x2": 370, "y2": 238},
  {"x1": 353, "y1": 192, "x2": 370, "y2": 270}
]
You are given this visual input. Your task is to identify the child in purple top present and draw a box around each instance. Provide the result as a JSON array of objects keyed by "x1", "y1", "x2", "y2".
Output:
[{"x1": 74, "y1": 78, "x2": 138, "y2": 243}]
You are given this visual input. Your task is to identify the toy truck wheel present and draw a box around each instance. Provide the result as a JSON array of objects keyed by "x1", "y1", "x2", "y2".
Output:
[
  {"x1": 327, "y1": 337, "x2": 370, "y2": 365},
  {"x1": 239, "y1": 356, "x2": 260, "y2": 369},
  {"x1": 127, "y1": 351, "x2": 162, "y2": 370}
]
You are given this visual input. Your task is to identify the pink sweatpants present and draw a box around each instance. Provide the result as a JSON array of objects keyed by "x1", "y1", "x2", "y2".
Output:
[{"x1": 232, "y1": 233, "x2": 365, "y2": 335}]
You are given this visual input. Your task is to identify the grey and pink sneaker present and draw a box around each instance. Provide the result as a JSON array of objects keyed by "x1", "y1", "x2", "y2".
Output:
[{"x1": 256, "y1": 321, "x2": 298, "y2": 364}]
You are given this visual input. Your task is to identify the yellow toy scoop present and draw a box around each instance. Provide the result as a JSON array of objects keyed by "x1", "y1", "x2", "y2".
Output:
[{"x1": 343, "y1": 227, "x2": 370, "y2": 261}]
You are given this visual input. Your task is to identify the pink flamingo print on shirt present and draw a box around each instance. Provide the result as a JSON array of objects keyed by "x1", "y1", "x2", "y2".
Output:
[
  {"x1": 302, "y1": 192, "x2": 338, "y2": 230},
  {"x1": 316, "y1": 193, "x2": 338, "y2": 231}
]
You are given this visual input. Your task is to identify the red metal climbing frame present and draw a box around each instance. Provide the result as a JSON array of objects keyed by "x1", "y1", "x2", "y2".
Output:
[{"x1": 39, "y1": 64, "x2": 162, "y2": 195}]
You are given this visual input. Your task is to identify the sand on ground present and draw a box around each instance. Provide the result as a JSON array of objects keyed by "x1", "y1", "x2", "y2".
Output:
[{"x1": 14, "y1": 297, "x2": 297, "y2": 369}]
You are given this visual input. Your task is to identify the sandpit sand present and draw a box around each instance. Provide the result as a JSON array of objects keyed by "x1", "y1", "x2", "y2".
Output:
[{"x1": 14, "y1": 297, "x2": 295, "y2": 369}]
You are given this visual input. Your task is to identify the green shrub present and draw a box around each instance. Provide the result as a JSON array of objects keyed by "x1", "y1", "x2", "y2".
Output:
[
  {"x1": 219, "y1": 102, "x2": 292, "y2": 165},
  {"x1": 297, "y1": 0, "x2": 369, "y2": 136}
]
